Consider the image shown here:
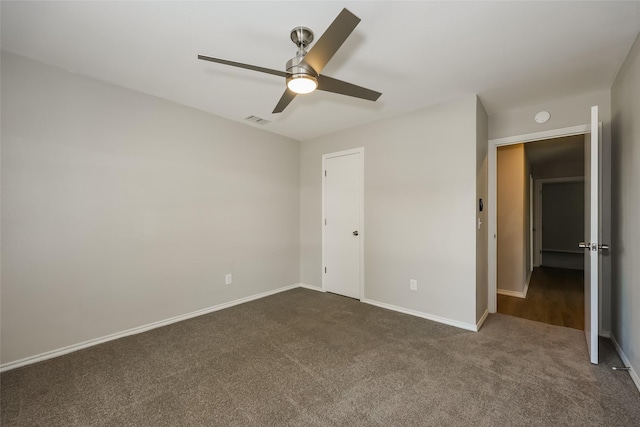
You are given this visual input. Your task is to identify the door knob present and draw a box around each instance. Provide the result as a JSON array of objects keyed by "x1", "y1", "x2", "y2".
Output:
[
  {"x1": 579, "y1": 242, "x2": 610, "y2": 251},
  {"x1": 353, "y1": 231, "x2": 359, "y2": 236},
  {"x1": 579, "y1": 242, "x2": 596, "y2": 251}
]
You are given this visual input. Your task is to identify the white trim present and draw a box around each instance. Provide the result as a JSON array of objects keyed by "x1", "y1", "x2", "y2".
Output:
[
  {"x1": 537, "y1": 176, "x2": 585, "y2": 184},
  {"x1": 534, "y1": 180, "x2": 542, "y2": 267},
  {"x1": 321, "y1": 147, "x2": 365, "y2": 300},
  {"x1": 523, "y1": 269, "x2": 531, "y2": 297},
  {"x1": 542, "y1": 249, "x2": 583, "y2": 254},
  {"x1": 298, "y1": 283, "x2": 324, "y2": 292},
  {"x1": 488, "y1": 124, "x2": 591, "y2": 314},
  {"x1": 497, "y1": 289, "x2": 527, "y2": 299},
  {"x1": 0, "y1": 283, "x2": 300, "y2": 373},
  {"x1": 599, "y1": 330, "x2": 611, "y2": 339},
  {"x1": 611, "y1": 334, "x2": 640, "y2": 392},
  {"x1": 362, "y1": 298, "x2": 479, "y2": 332},
  {"x1": 488, "y1": 142, "x2": 497, "y2": 311},
  {"x1": 477, "y1": 309, "x2": 490, "y2": 331},
  {"x1": 529, "y1": 174, "x2": 534, "y2": 271},
  {"x1": 489, "y1": 124, "x2": 589, "y2": 147}
]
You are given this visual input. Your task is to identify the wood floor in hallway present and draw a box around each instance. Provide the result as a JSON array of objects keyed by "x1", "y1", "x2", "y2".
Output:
[{"x1": 497, "y1": 266, "x2": 584, "y2": 330}]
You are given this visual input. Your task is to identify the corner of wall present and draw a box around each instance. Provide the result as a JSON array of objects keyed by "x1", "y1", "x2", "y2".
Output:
[{"x1": 476, "y1": 95, "x2": 489, "y2": 322}]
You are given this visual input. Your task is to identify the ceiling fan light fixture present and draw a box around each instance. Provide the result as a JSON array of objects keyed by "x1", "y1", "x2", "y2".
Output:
[{"x1": 287, "y1": 74, "x2": 318, "y2": 94}]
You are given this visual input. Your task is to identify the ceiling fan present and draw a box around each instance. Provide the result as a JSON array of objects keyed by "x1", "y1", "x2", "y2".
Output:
[{"x1": 198, "y1": 8, "x2": 382, "y2": 114}]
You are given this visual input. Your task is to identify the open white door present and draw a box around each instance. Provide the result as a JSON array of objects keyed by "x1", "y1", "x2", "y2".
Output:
[{"x1": 582, "y1": 106, "x2": 600, "y2": 364}]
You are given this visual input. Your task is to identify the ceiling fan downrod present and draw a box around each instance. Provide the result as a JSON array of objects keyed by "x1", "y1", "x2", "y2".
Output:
[{"x1": 288, "y1": 26, "x2": 315, "y2": 72}]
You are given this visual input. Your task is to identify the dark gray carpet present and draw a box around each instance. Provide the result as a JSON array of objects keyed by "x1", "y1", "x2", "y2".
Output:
[{"x1": 2, "y1": 288, "x2": 639, "y2": 426}]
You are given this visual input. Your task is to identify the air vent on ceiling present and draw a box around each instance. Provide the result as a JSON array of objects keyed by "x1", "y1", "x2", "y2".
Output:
[{"x1": 244, "y1": 115, "x2": 270, "y2": 125}]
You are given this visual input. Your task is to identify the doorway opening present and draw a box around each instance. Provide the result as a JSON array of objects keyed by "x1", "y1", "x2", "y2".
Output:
[
  {"x1": 495, "y1": 135, "x2": 586, "y2": 329},
  {"x1": 488, "y1": 108, "x2": 603, "y2": 364}
]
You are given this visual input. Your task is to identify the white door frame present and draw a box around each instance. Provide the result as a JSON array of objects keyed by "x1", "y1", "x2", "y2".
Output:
[
  {"x1": 321, "y1": 147, "x2": 365, "y2": 299},
  {"x1": 529, "y1": 175, "x2": 534, "y2": 270},
  {"x1": 488, "y1": 125, "x2": 589, "y2": 313},
  {"x1": 533, "y1": 176, "x2": 542, "y2": 267}
]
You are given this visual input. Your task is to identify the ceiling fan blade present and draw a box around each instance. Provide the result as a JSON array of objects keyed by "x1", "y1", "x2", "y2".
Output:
[
  {"x1": 301, "y1": 8, "x2": 360, "y2": 75},
  {"x1": 272, "y1": 89, "x2": 297, "y2": 114},
  {"x1": 198, "y1": 55, "x2": 289, "y2": 78},
  {"x1": 317, "y1": 75, "x2": 381, "y2": 102}
]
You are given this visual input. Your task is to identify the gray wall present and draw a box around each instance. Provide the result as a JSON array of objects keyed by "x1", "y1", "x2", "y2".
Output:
[
  {"x1": 611, "y1": 33, "x2": 640, "y2": 386},
  {"x1": 489, "y1": 90, "x2": 612, "y2": 334},
  {"x1": 476, "y1": 98, "x2": 489, "y2": 322},
  {"x1": 300, "y1": 96, "x2": 480, "y2": 327},
  {"x1": 541, "y1": 181, "x2": 585, "y2": 270},
  {"x1": 488, "y1": 90, "x2": 611, "y2": 140},
  {"x1": 534, "y1": 157, "x2": 584, "y2": 180},
  {"x1": 1, "y1": 53, "x2": 301, "y2": 364},
  {"x1": 542, "y1": 182, "x2": 584, "y2": 252}
]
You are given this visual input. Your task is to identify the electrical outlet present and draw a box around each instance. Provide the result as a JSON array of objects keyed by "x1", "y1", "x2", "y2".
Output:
[
  {"x1": 225, "y1": 274, "x2": 232, "y2": 285},
  {"x1": 410, "y1": 279, "x2": 417, "y2": 291}
]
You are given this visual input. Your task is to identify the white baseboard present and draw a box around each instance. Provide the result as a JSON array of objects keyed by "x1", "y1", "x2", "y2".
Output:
[
  {"x1": 523, "y1": 270, "x2": 532, "y2": 298},
  {"x1": 361, "y1": 298, "x2": 478, "y2": 332},
  {"x1": 298, "y1": 283, "x2": 324, "y2": 292},
  {"x1": 497, "y1": 289, "x2": 526, "y2": 298},
  {"x1": 599, "y1": 330, "x2": 611, "y2": 339},
  {"x1": 476, "y1": 309, "x2": 489, "y2": 330},
  {"x1": 610, "y1": 334, "x2": 640, "y2": 392},
  {"x1": 498, "y1": 273, "x2": 531, "y2": 299},
  {"x1": 0, "y1": 283, "x2": 300, "y2": 373}
]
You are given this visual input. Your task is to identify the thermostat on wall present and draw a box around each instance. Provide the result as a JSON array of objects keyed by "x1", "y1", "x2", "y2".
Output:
[{"x1": 535, "y1": 111, "x2": 551, "y2": 123}]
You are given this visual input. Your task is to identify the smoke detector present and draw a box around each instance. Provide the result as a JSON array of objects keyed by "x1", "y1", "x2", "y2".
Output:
[{"x1": 535, "y1": 111, "x2": 550, "y2": 123}]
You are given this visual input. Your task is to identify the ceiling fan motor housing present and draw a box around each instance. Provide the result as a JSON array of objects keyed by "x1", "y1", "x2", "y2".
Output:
[{"x1": 286, "y1": 55, "x2": 317, "y2": 77}]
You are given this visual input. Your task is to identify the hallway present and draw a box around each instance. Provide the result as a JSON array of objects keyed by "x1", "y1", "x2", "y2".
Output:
[{"x1": 497, "y1": 267, "x2": 584, "y2": 330}]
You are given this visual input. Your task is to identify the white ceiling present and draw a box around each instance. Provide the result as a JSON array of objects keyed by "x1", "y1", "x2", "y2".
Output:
[{"x1": 2, "y1": 1, "x2": 639, "y2": 141}]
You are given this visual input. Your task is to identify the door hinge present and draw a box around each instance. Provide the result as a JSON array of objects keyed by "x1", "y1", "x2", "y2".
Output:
[
  {"x1": 324, "y1": 170, "x2": 327, "y2": 177},
  {"x1": 324, "y1": 218, "x2": 327, "y2": 225},
  {"x1": 324, "y1": 267, "x2": 327, "y2": 273}
]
